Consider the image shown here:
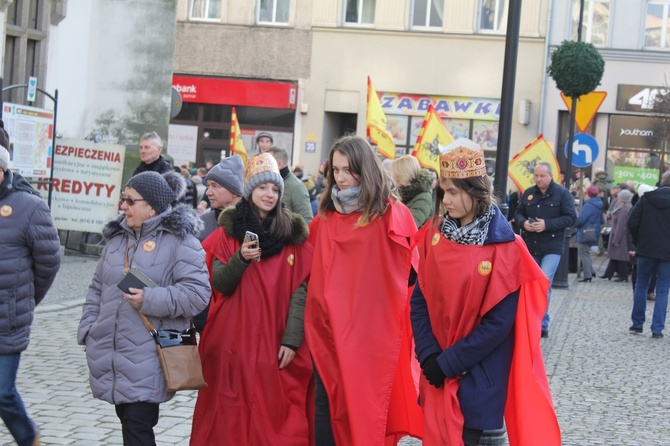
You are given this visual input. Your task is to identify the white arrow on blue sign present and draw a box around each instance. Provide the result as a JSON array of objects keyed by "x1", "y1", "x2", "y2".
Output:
[{"x1": 565, "y1": 133, "x2": 599, "y2": 168}]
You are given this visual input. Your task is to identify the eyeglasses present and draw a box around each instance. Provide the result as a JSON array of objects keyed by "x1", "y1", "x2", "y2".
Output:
[{"x1": 120, "y1": 197, "x2": 146, "y2": 206}]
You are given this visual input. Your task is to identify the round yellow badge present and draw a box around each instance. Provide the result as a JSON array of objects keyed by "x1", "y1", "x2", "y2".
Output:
[
  {"x1": 0, "y1": 205, "x2": 12, "y2": 217},
  {"x1": 143, "y1": 241, "x2": 156, "y2": 252},
  {"x1": 478, "y1": 261, "x2": 492, "y2": 276},
  {"x1": 287, "y1": 254, "x2": 295, "y2": 266},
  {"x1": 527, "y1": 194, "x2": 533, "y2": 201},
  {"x1": 431, "y1": 233, "x2": 440, "y2": 246}
]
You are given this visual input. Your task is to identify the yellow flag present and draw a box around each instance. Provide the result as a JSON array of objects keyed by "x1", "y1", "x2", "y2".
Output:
[
  {"x1": 366, "y1": 77, "x2": 396, "y2": 159},
  {"x1": 230, "y1": 107, "x2": 247, "y2": 162},
  {"x1": 508, "y1": 135, "x2": 561, "y2": 194},
  {"x1": 411, "y1": 105, "x2": 455, "y2": 172}
]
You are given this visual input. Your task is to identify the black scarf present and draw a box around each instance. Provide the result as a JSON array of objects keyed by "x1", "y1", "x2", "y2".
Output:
[{"x1": 232, "y1": 198, "x2": 289, "y2": 259}]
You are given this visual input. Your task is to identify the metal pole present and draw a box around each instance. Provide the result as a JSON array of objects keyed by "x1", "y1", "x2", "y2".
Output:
[
  {"x1": 554, "y1": 0, "x2": 585, "y2": 288},
  {"x1": 48, "y1": 89, "x2": 59, "y2": 209},
  {"x1": 494, "y1": 0, "x2": 523, "y2": 218}
]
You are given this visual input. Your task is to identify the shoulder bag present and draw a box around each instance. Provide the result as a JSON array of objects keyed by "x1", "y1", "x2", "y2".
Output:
[
  {"x1": 580, "y1": 226, "x2": 597, "y2": 244},
  {"x1": 137, "y1": 311, "x2": 207, "y2": 393}
]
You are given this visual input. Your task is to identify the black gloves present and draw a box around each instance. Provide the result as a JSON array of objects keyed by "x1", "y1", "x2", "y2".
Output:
[{"x1": 422, "y1": 353, "x2": 446, "y2": 388}]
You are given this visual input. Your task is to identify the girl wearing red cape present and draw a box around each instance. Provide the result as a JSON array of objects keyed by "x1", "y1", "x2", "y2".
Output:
[
  {"x1": 191, "y1": 153, "x2": 313, "y2": 445},
  {"x1": 410, "y1": 138, "x2": 561, "y2": 445},
  {"x1": 305, "y1": 135, "x2": 424, "y2": 446}
]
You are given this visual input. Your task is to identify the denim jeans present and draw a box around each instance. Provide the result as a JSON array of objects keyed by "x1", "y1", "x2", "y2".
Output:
[
  {"x1": 0, "y1": 353, "x2": 36, "y2": 446},
  {"x1": 631, "y1": 256, "x2": 670, "y2": 334},
  {"x1": 532, "y1": 254, "x2": 562, "y2": 331}
]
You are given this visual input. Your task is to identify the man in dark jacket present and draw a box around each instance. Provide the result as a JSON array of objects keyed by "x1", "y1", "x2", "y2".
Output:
[
  {"x1": 132, "y1": 131, "x2": 173, "y2": 176},
  {"x1": 515, "y1": 162, "x2": 576, "y2": 338},
  {"x1": 628, "y1": 172, "x2": 670, "y2": 339},
  {"x1": 267, "y1": 147, "x2": 313, "y2": 223},
  {"x1": 0, "y1": 145, "x2": 61, "y2": 445}
]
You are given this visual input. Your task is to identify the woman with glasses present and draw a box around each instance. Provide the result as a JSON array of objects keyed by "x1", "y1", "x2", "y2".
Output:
[
  {"x1": 77, "y1": 171, "x2": 211, "y2": 446},
  {"x1": 305, "y1": 135, "x2": 423, "y2": 446},
  {"x1": 191, "y1": 153, "x2": 313, "y2": 445}
]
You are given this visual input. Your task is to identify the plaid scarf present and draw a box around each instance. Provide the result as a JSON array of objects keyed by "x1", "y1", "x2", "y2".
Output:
[{"x1": 439, "y1": 205, "x2": 496, "y2": 246}]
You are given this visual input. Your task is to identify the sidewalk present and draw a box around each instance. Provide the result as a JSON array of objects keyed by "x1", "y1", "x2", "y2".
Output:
[{"x1": 1, "y1": 254, "x2": 669, "y2": 445}]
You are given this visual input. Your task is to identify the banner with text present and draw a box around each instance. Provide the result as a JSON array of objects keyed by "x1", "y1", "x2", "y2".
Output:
[
  {"x1": 3, "y1": 102, "x2": 54, "y2": 177},
  {"x1": 36, "y1": 139, "x2": 125, "y2": 233},
  {"x1": 379, "y1": 92, "x2": 500, "y2": 120},
  {"x1": 168, "y1": 124, "x2": 198, "y2": 166}
]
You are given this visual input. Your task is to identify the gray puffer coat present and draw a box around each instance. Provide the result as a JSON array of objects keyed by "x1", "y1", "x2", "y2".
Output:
[
  {"x1": 0, "y1": 171, "x2": 61, "y2": 354},
  {"x1": 77, "y1": 205, "x2": 211, "y2": 405}
]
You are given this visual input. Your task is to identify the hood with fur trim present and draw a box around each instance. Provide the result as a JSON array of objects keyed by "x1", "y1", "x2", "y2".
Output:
[
  {"x1": 216, "y1": 206, "x2": 309, "y2": 246},
  {"x1": 103, "y1": 204, "x2": 204, "y2": 240},
  {"x1": 399, "y1": 169, "x2": 433, "y2": 204}
]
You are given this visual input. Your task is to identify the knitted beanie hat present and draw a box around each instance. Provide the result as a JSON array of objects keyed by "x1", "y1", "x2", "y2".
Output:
[
  {"x1": 125, "y1": 171, "x2": 176, "y2": 214},
  {"x1": 0, "y1": 145, "x2": 8, "y2": 171},
  {"x1": 207, "y1": 155, "x2": 245, "y2": 197},
  {"x1": 586, "y1": 185, "x2": 600, "y2": 197},
  {"x1": 256, "y1": 132, "x2": 273, "y2": 144},
  {"x1": 243, "y1": 153, "x2": 284, "y2": 200},
  {"x1": 618, "y1": 189, "x2": 632, "y2": 203}
]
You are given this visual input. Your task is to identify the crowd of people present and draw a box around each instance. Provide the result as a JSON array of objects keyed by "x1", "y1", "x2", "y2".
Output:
[{"x1": 5, "y1": 126, "x2": 669, "y2": 446}]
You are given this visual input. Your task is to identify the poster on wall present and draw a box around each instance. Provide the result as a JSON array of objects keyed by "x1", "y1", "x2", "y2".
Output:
[
  {"x1": 3, "y1": 102, "x2": 54, "y2": 177},
  {"x1": 35, "y1": 139, "x2": 126, "y2": 233},
  {"x1": 167, "y1": 124, "x2": 198, "y2": 166}
]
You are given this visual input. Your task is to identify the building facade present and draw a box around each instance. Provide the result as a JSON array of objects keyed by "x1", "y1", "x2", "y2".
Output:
[
  {"x1": 173, "y1": 0, "x2": 551, "y2": 177},
  {"x1": 541, "y1": 0, "x2": 670, "y2": 189}
]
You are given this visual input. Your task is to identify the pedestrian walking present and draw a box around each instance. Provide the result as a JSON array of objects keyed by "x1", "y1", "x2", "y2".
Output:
[
  {"x1": 0, "y1": 145, "x2": 61, "y2": 446},
  {"x1": 628, "y1": 172, "x2": 670, "y2": 338},
  {"x1": 191, "y1": 153, "x2": 313, "y2": 445},
  {"x1": 600, "y1": 189, "x2": 633, "y2": 282},
  {"x1": 514, "y1": 162, "x2": 576, "y2": 337},
  {"x1": 77, "y1": 171, "x2": 210, "y2": 445},
  {"x1": 305, "y1": 135, "x2": 423, "y2": 446},
  {"x1": 575, "y1": 185, "x2": 604, "y2": 282}
]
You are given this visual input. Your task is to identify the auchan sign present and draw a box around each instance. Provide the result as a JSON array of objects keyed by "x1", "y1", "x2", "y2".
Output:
[{"x1": 172, "y1": 75, "x2": 297, "y2": 110}]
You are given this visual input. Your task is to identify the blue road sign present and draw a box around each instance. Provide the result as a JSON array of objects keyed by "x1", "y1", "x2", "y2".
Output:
[{"x1": 565, "y1": 133, "x2": 599, "y2": 168}]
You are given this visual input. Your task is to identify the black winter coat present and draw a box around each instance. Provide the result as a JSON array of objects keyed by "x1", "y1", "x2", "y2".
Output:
[
  {"x1": 514, "y1": 181, "x2": 576, "y2": 256},
  {"x1": 628, "y1": 186, "x2": 670, "y2": 261}
]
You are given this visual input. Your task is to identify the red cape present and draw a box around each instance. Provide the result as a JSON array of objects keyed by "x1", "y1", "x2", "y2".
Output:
[
  {"x1": 191, "y1": 227, "x2": 313, "y2": 445},
  {"x1": 305, "y1": 201, "x2": 424, "y2": 446},
  {"x1": 416, "y1": 226, "x2": 561, "y2": 446}
]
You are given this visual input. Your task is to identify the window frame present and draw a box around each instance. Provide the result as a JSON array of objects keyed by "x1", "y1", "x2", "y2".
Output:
[
  {"x1": 411, "y1": 0, "x2": 444, "y2": 30},
  {"x1": 644, "y1": 1, "x2": 670, "y2": 50},
  {"x1": 570, "y1": 0, "x2": 611, "y2": 47},
  {"x1": 477, "y1": 0, "x2": 507, "y2": 34},
  {"x1": 189, "y1": 0, "x2": 221, "y2": 21},
  {"x1": 343, "y1": 0, "x2": 376, "y2": 26},
  {"x1": 257, "y1": 0, "x2": 290, "y2": 25}
]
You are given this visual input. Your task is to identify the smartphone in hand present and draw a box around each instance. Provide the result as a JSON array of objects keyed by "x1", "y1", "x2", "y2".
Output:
[{"x1": 244, "y1": 231, "x2": 261, "y2": 262}]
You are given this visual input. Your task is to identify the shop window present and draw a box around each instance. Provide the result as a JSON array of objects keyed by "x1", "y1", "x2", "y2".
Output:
[
  {"x1": 571, "y1": 0, "x2": 610, "y2": 46},
  {"x1": 412, "y1": 0, "x2": 444, "y2": 29},
  {"x1": 258, "y1": 0, "x2": 290, "y2": 24},
  {"x1": 190, "y1": 0, "x2": 221, "y2": 20},
  {"x1": 478, "y1": 0, "x2": 507, "y2": 33},
  {"x1": 607, "y1": 149, "x2": 663, "y2": 188},
  {"x1": 645, "y1": 1, "x2": 670, "y2": 49},
  {"x1": 345, "y1": 0, "x2": 375, "y2": 25}
]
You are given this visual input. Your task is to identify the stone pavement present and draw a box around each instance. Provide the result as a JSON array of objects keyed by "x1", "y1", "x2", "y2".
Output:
[{"x1": 2, "y1": 253, "x2": 670, "y2": 445}]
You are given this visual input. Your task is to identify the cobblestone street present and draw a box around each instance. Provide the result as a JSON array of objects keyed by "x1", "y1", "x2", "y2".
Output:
[{"x1": 2, "y1": 254, "x2": 669, "y2": 445}]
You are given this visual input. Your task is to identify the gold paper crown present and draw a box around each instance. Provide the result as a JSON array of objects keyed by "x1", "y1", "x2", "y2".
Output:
[
  {"x1": 244, "y1": 153, "x2": 280, "y2": 181},
  {"x1": 439, "y1": 138, "x2": 486, "y2": 179}
]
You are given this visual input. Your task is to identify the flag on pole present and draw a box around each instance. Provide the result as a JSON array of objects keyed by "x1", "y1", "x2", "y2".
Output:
[
  {"x1": 411, "y1": 105, "x2": 455, "y2": 172},
  {"x1": 366, "y1": 77, "x2": 396, "y2": 159},
  {"x1": 230, "y1": 107, "x2": 247, "y2": 162},
  {"x1": 508, "y1": 135, "x2": 561, "y2": 194}
]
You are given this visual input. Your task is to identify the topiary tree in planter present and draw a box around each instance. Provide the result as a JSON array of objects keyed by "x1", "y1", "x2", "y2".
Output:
[{"x1": 547, "y1": 40, "x2": 605, "y2": 98}]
